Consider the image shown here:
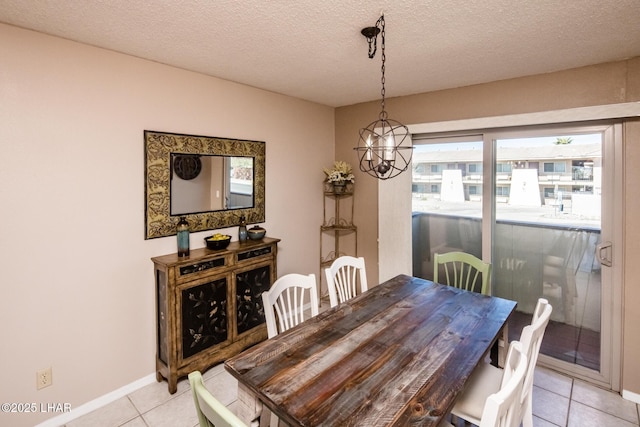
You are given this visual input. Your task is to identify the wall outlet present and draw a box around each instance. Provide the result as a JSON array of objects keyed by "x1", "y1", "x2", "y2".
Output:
[{"x1": 36, "y1": 367, "x2": 52, "y2": 390}]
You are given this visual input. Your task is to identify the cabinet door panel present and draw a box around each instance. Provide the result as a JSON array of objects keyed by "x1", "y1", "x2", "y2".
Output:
[
  {"x1": 235, "y1": 264, "x2": 271, "y2": 335},
  {"x1": 180, "y1": 277, "x2": 229, "y2": 359}
]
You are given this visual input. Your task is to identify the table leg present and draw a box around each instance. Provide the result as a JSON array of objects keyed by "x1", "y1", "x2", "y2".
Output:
[
  {"x1": 498, "y1": 323, "x2": 509, "y2": 368},
  {"x1": 237, "y1": 383, "x2": 264, "y2": 426}
]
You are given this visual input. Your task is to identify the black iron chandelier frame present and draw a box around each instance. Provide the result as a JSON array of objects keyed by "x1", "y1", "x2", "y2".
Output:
[{"x1": 354, "y1": 14, "x2": 413, "y2": 180}]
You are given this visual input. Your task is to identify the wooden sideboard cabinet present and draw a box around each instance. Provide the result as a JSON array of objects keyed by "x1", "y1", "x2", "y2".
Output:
[{"x1": 152, "y1": 237, "x2": 279, "y2": 393}]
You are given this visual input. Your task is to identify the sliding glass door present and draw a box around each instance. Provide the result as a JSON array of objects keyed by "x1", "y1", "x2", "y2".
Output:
[
  {"x1": 491, "y1": 128, "x2": 606, "y2": 384},
  {"x1": 411, "y1": 123, "x2": 622, "y2": 390}
]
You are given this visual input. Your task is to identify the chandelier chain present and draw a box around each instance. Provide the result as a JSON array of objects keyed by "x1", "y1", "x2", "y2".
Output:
[
  {"x1": 379, "y1": 15, "x2": 386, "y2": 120},
  {"x1": 355, "y1": 13, "x2": 413, "y2": 180}
]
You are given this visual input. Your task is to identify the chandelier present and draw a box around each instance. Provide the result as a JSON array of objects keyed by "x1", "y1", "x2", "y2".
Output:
[{"x1": 354, "y1": 15, "x2": 413, "y2": 180}]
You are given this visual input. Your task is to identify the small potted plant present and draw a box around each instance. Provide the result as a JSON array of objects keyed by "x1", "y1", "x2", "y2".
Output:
[{"x1": 324, "y1": 161, "x2": 355, "y2": 194}]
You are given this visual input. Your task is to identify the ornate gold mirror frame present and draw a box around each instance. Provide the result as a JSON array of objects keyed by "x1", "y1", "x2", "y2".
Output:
[{"x1": 144, "y1": 130, "x2": 265, "y2": 239}]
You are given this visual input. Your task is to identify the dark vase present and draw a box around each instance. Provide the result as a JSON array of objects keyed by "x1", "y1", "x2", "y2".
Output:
[
  {"x1": 177, "y1": 216, "x2": 190, "y2": 257},
  {"x1": 238, "y1": 215, "x2": 248, "y2": 242}
]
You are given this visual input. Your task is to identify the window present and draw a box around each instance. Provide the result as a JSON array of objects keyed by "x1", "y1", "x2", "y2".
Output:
[
  {"x1": 496, "y1": 186, "x2": 510, "y2": 196},
  {"x1": 431, "y1": 164, "x2": 442, "y2": 173},
  {"x1": 496, "y1": 163, "x2": 512, "y2": 173},
  {"x1": 543, "y1": 162, "x2": 566, "y2": 173},
  {"x1": 543, "y1": 187, "x2": 555, "y2": 198},
  {"x1": 573, "y1": 185, "x2": 593, "y2": 193},
  {"x1": 468, "y1": 163, "x2": 482, "y2": 173}
]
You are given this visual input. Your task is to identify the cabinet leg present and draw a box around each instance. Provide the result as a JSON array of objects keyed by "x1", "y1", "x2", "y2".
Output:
[
  {"x1": 168, "y1": 374, "x2": 178, "y2": 394},
  {"x1": 155, "y1": 370, "x2": 178, "y2": 394}
]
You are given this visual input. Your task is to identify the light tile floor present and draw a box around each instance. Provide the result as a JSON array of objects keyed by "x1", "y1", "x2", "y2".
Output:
[{"x1": 62, "y1": 363, "x2": 638, "y2": 427}]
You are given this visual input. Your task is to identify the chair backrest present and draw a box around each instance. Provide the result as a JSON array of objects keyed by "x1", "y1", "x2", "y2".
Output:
[
  {"x1": 189, "y1": 371, "x2": 247, "y2": 427},
  {"x1": 433, "y1": 251, "x2": 491, "y2": 295},
  {"x1": 479, "y1": 341, "x2": 528, "y2": 427},
  {"x1": 516, "y1": 298, "x2": 553, "y2": 427},
  {"x1": 324, "y1": 256, "x2": 368, "y2": 307},
  {"x1": 262, "y1": 273, "x2": 318, "y2": 338},
  {"x1": 531, "y1": 297, "x2": 552, "y2": 325}
]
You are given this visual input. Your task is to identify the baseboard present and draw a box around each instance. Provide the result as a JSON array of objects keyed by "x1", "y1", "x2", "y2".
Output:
[
  {"x1": 34, "y1": 373, "x2": 157, "y2": 427},
  {"x1": 622, "y1": 389, "x2": 640, "y2": 404}
]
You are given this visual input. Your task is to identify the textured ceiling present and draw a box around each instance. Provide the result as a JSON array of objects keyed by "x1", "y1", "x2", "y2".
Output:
[{"x1": 1, "y1": 0, "x2": 639, "y2": 107}]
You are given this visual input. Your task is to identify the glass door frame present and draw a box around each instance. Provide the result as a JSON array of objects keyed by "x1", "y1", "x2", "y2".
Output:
[
  {"x1": 479, "y1": 121, "x2": 622, "y2": 391},
  {"x1": 410, "y1": 120, "x2": 623, "y2": 390}
]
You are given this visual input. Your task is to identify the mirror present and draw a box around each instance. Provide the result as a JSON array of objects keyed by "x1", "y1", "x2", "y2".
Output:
[
  {"x1": 145, "y1": 130, "x2": 265, "y2": 239},
  {"x1": 170, "y1": 154, "x2": 254, "y2": 215}
]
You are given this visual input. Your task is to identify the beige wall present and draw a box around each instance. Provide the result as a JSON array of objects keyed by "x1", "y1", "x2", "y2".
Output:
[
  {"x1": 2, "y1": 18, "x2": 639, "y2": 426},
  {"x1": 336, "y1": 58, "x2": 640, "y2": 395},
  {"x1": 0, "y1": 23, "x2": 334, "y2": 426}
]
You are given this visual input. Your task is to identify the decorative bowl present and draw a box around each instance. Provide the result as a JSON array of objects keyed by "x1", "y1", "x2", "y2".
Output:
[
  {"x1": 204, "y1": 234, "x2": 231, "y2": 250},
  {"x1": 247, "y1": 226, "x2": 266, "y2": 240}
]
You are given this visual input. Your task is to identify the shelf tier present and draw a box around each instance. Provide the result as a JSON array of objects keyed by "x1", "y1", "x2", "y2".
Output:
[
  {"x1": 323, "y1": 191, "x2": 354, "y2": 197},
  {"x1": 323, "y1": 181, "x2": 354, "y2": 195},
  {"x1": 321, "y1": 224, "x2": 357, "y2": 231},
  {"x1": 320, "y1": 250, "x2": 354, "y2": 267}
]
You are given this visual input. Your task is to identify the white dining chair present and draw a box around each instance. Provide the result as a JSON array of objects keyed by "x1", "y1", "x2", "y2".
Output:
[
  {"x1": 451, "y1": 298, "x2": 552, "y2": 427},
  {"x1": 261, "y1": 273, "x2": 318, "y2": 426},
  {"x1": 262, "y1": 273, "x2": 318, "y2": 339},
  {"x1": 189, "y1": 371, "x2": 255, "y2": 427},
  {"x1": 442, "y1": 341, "x2": 528, "y2": 427},
  {"x1": 325, "y1": 256, "x2": 368, "y2": 307}
]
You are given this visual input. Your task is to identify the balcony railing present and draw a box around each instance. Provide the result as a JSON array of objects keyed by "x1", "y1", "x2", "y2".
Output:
[
  {"x1": 572, "y1": 166, "x2": 594, "y2": 181},
  {"x1": 412, "y1": 211, "x2": 600, "y2": 318}
]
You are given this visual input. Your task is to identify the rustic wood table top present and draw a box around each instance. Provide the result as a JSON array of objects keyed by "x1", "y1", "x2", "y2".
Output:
[{"x1": 225, "y1": 274, "x2": 516, "y2": 427}]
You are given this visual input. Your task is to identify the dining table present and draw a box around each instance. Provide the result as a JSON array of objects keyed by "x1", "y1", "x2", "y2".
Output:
[{"x1": 224, "y1": 274, "x2": 516, "y2": 427}]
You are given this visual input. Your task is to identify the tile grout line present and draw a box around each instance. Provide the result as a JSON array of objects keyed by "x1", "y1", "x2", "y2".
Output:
[
  {"x1": 124, "y1": 378, "x2": 192, "y2": 427},
  {"x1": 565, "y1": 376, "x2": 574, "y2": 427},
  {"x1": 569, "y1": 379, "x2": 640, "y2": 426},
  {"x1": 122, "y1": 394, "x2": 146, "y2": 427}
]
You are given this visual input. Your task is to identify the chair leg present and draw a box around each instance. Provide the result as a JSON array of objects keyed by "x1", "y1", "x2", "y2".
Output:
[{"x1": 522, "y1": 396, "x2": 534, "y2": 427}]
